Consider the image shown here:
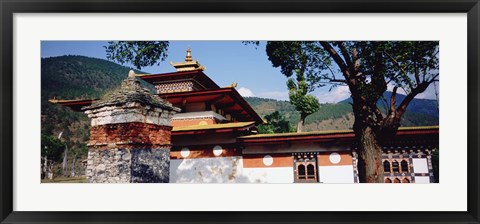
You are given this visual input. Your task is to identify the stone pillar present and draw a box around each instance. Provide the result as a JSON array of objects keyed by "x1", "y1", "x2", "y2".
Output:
[{"x1": 83, "y1": 71, "x2": 180, "y2": 183}]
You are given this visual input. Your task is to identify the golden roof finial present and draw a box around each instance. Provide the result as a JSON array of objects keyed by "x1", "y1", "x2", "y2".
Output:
[
  {"x1": 185, "y1": 48, "x2": 193, "y2": 62},
  {"x1": 170, "y1": 48, "x2": 206, "y2": 71}
]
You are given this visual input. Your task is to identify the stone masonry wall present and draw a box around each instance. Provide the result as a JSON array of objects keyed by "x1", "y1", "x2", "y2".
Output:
[
  {"x1": 86, "y1": 148, "x2": 131, "y2": 183},
  {"x1": 86, "y1": 148, "x2": 171, "y2": 183},
  {"x1": 85, "y1": 121, "x2": 173, "y2": 183},
  {"x1": 131, "y1": 148, "x2": 170, "y2": 183},
  {"x1": 83, "y1": 75, "x2": 179, "y2": 183}
]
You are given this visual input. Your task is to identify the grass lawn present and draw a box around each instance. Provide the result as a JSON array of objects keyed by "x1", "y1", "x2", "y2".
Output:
[{"x1": 41, "y1": 176, "x2": 87, "y2": 183}]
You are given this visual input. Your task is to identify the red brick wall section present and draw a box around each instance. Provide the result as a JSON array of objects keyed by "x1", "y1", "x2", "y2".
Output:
[{"x1": 88, "y1": 122, "x2": 172, "y2": 150}]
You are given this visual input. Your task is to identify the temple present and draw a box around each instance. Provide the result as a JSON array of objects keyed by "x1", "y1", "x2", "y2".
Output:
[{"x1": 51, "y1": 49, "x2": 439, "y2": 183}]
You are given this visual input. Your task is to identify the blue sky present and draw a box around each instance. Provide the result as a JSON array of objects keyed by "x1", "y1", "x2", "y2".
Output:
[{"x1": 41, "y1": 41, "x2": 438, "y2": 103}]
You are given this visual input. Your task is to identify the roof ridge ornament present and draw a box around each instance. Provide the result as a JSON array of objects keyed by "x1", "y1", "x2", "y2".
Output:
[
  {"x1": 128, "y1": 70, "x2": 136, "y2": 78},
  {"x1": 170, "y1": 48, "x2": 206, "y2": 72},
  {"x1": 185, "y1": 48, "x2": 193, "y2": 62}
]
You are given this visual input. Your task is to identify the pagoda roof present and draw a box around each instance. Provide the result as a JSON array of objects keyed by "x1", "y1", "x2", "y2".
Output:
[
  {"x1": 158, "y1": 87, "x2": 264, "y2": 124},
  {"x1": 48, "y1": 98, "x2": 98, "y2": 112},
  {"x1": 238, "y1": 126, "x2": 439, "y2": 144},
  {"x1": 137, "y1": 70, "x2": 219, "y2": 90},
  {"x1": 49, "y1": 87, "x2": 264, "y2": 124},
  {"x1": 83, "y1": 77, "x2": 179, "y2": 112}
]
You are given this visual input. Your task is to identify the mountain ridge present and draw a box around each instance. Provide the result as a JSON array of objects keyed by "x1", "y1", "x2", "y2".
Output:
[{"x1": 338, "y1": 91, "x2": 439, "y2": 117}]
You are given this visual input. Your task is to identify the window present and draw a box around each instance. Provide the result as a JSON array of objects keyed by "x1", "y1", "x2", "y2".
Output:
[
  {"x1": 307, "y1": 164, "x2": 315, "y2": 179},
  {"x1": 392, "y1": 161, "x2": 400, "y2": 173},
  {"x1": 297, "y1": 164, "x2": 306, "y2": 180},
  {"x1": 383, "y1": 160, "x2": 391, "y2": 173},
  {"x1": 383, "y1": 153, "x2": 421, "y2": 184},
  {"x1": 400, "y1": 160, "x2": 409, "y2": 173},
  {"x1": 294, "y1": 155, "x2": 318, "y2": 183}
]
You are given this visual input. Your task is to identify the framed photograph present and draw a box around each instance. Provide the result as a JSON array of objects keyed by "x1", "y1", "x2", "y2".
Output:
[{"x1": 1, "y1": 0, "x2": 479, "y2": 223}]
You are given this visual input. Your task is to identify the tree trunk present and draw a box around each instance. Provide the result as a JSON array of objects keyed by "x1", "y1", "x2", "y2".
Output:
[
  {"x1": 63, "y1": 145, "x2": 68, "y2": 176},
  {"x1": 47, "y1": 161, "x2": 54, "y2": 180},
  {"x1": 297, "y1": 113, "x2": 307, "y2": 133},
  {"x1": 71, "y1": 156, "x2": 76, "y2": 177},
  {"x1": 42, "y1": 156, "x2": 48, "y2": 179},
  {"x1": 356, "y1": 126, "x2": 384, "y2": 183}
]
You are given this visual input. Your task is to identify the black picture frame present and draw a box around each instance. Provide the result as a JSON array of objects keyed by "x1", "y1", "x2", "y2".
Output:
[{"x1": 1, "y1": 0, "x2": 479, "y2": 223}]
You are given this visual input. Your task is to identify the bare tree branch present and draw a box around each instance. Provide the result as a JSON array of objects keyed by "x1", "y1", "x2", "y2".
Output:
[
  {"x1": 396, "y1": 81, "x2": 430, "y2": 118},
  {"x1": 320, "y1": 42, "x2": 350, "y2": 79},
  {"x1": 374, "y1": 107, "x2": 384, "y2": 121},
  {"x1": 413, "y1": 53, "x2": 420, "y2": 85},
  {"x1": 336, "y1": 42, "x2": 354, "y2": 72},
  {"x1": 328, "y1": 79, "x2": 347, "y2": 83},
  {"x1": 383, "y1": 51, "x2": 408, "y2": 75},
  {"x1": 389, "y1": 86, "x2": 398, "y2": 116},
  {"x1": 352, "y1": 48, "x2": 360, "y2": 73},
  {"x1": 428, "y1": 73, "x2": 440, "y2": 83}
]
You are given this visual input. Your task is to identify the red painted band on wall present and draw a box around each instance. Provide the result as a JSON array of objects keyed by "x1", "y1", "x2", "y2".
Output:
[
  {"x1": 88, "y1": 122, "x2": 172, "y2": 149},
  {"x1": 242, "y1": 154, "x2": 293, "y2": 168},
  {"x1": 170, "y1": 146, "x2": 241, "y2": 159}
]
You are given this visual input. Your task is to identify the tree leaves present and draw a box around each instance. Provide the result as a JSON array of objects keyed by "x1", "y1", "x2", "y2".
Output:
[
  {"x1": 41, "y1": 135, "x2": 65, "y2": 162},
  {"x1": 105, "y1": 41, "x2": 169, "y2": 69},
  {"x1": 257, "y1": 111, "x2": 294, "y2": 134},
  {"x1": 287, "y1": 74, "x2": 321, "y2": 117}
]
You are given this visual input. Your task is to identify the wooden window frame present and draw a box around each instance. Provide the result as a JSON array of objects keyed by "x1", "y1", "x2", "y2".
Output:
[{"x1": 294, "y1": 157, "x2": 318, "y2": 183}]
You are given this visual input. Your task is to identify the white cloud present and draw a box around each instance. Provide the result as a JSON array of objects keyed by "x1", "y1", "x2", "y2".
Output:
[
  {"x1": 257, "y1": 91, "x2": 289, "y2": 101},
  {"x1": 237, "y1": 87, "x2": 255, "y2": 97},
  {"x1": 416, "y1": 84, "x2": 439, "y2": 100},
  {"x1": 317, "y1": 86, "x2": 351, "y2": 103},
  {"x1": 387, "y1": 83, "x2": 439, "y2": 100},
  {"x1": 314, "y1": 82, "x2": 439, "y2": 104},
  {"x1": 237, "y1": 87, "x2": 289, "y2": 101},
  {"x1": 387, "y1": 83, "x2": 407, "y2": 95}
]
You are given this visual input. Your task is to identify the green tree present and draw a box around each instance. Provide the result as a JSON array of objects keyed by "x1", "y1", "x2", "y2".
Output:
[
  {"x1": 41, "y1": 134, "x2": 65, "y2": 162},
  {"x1": 105, "y1": 41, "x2": 169, "y2": 69},
  {"x1": 41, "y1": 134, "x2": 65, "y2": 180},
  {"x1": 258, "y1": 111, "x2": 295, "y2": 134},
  {"x1": 262, "y1": 41, "x2": 439, "y2": 183},
  {"x1": 287, "y1": 73, "x2": 320, "y2": 132}
]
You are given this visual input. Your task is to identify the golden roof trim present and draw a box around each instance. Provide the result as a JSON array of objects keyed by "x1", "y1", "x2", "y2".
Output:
[
  {"x1": 172, "y1": 121, "x2": 255, "y2": 132},
  {"x1": 239, "y1": 126, "x2": 439, "y2": 139}
]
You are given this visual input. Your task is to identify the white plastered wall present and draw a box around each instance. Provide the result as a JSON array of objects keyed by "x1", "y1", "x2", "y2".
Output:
[
  {"x1": 318, "y1": 165, "x2": 355, "y2": 183},
  {"x1": 170, "y1": 157, "x2": 250, "y2": 183},
  {"x1": 242, "y1": 168, "x2": 294, "y2": 183}
]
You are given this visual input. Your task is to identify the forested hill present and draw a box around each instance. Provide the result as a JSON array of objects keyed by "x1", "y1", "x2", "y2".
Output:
[
  {"x1": 41, "y1": 55, "x2": 149, "y2": 101},
  {"x1": 339, "y1": 91, "x2": 439, "y2": 117},
  {"x1": 244, "y1": 96, "x2": 439, "y2": 132},
  {"x1": 41, "y1": 55, "x2": 150, "y2": 174}
]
